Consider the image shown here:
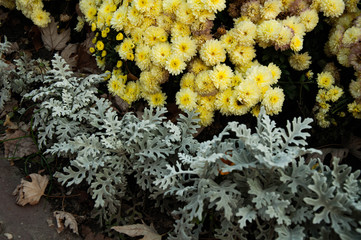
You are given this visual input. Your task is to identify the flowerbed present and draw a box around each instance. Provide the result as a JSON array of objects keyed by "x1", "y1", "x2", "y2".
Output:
[{"x1": 1, "y1": 0, "x2": 361, "y2": 239}]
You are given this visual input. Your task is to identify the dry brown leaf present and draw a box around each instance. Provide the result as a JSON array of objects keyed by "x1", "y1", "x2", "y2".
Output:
[
  {"x1": 60, "y1": 14, "x2": 71, "y2": 22},
  {"x1": 0, "y1": 99, "x2": 18, "y2": 118},
  {"x1": 61, "y1": 43, "x2": 78, "y2": 70},
  {"x1": 81, "y1": 32, "x2": 95, "y2": 52},
  {"x1": 40, "y1": 17, "x2": 70, "y2": 51},
  {"x1": 1, "y1": 116, "x2": 38, "y2": 159},
  {"x1": 13, "y1": 173, "x2": 48, "y2": 206},
  {"x1": 344, "y1": 134, "x2": 361, "y2": 159},
  {"x1": 111, "y1": 222, "x2": 161, "y2": 240},
  {"x1": 81, "y1": 225, "x2": 113, "y2": 240},
  {"x1": 307, "y1": 148, "x2": 349, "y2": 163},
  {"x1": 53, "y1": 211, "x2": 79, "y2": 235}
]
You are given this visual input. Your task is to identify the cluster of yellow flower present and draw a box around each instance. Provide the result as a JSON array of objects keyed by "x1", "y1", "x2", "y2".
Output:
[
  {"x1": 77, "y1": 0, "x2": 358, "y2": 126},
  {"x1": 0, "y1": 0, "x2": 51, "y2": 27},
  {"x1": 77, "y1": 0, "x2": 285, "y2": 126},
  {"x1": 313, "y1": 69, "x2": 344, "y2": 128},
  {"x1": 325, "y1": 10, "x2": 361, "y2": 120}
]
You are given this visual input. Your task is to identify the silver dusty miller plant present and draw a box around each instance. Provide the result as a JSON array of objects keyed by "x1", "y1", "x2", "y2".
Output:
[
  {"x1": 0, "y1": 36, "x2": 50, "y2": 111},
  {"x1": 153, "y1": 108, "x2": 361, "y2": 240},
  {"x1": 26, "y1": 54, "x2": 201, "y2": 222},
  {"x1": 24, "y1": 54, "x2": 361, "y2": 239}
]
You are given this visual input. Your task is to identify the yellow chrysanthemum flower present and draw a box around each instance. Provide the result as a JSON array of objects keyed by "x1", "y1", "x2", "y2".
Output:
[
  {"x1": 151, "y1": 42, "x2": 171, "y2": 67},
  {"x1": 299, "y1": 8, "x2": 319, "y2": 32},
  {"x1": 320, "y1": 0, "x2": 345, "y2": 18},
  {"x1": 228, "y1": 45, "x2": 256, "y2": 66},
  {"x1": 327, "y1": 86, "x2": 343, "y2": 102},
  {"x1": 214, "y1": 90, "x2": 232, "y2": 115},
  {"x1": 165, "y1": 54, "x2": 187, "y2": 75},
  {"x1": 31, "y1": 8, "x2": 51, "y2": 28},
  {"x1": 229, "y1": 93, "x2": 250, "y2": 115},
  {"x1": 317, "y1": 71, "x2": 335, "y2": 89},
  {"x1": 349, "y1": 79, "x2": 361, "y2": 99},
  {"x1": 197, "y1": 106, "x2": 214, "y2": 126},
  {"x1": 246, "y1": 65, "x2": 273, "y2": 88},
  {"x1": 210, "y1": 64, "x2": 234, "y2": 91},
  {"x1": 257, "y1": 20, "x2": 282, "y2": 42},
  {"x1": 108, "y1": 75, "x2": 126, "y2": 96},
  {"x1": 147, "y1": 92, "x2": 167, "y2": 107},
  {"x1": 199, "y1": 39, "x2": 226, "y2": 66},
  {"x1": 342, "y1": 27, "x2": 361, "y2": 46},
  {"x1": 235, "y1": 79, "x2": 261, "y2": 107},
  {"x1": 289, "y1": 52, "x2": 312, "y2": 71},
  {"x1": 261, "y1": 0, "x2": 282, "y2": 20},
  {"x1": 123, "y1": 81, "x2": 141, "y2": 105},
  {"x1": 262, "y1": 87, "x2": 285, "y2": 115},
  {"x1": 176, "y1": 87, "x2": 198, "y2": 111},
  {"x1": 135, "y1": 44, "x2": 152, "y2": 71},
  {"x1": 267, "y1": 63, "x2": 281, "y2": 84},
  {"x1": 348, "y1": 101, "x2": 361, "y2": 119},
  {"x1": 171, "y1": 36, "x2": 197, "y2": 61},
  {"x1": 180, "y1": 73, "x2": 196, "y2": 89},
  {"x1": 194, "y1": 70, "x2": 217, "y2": 96}
]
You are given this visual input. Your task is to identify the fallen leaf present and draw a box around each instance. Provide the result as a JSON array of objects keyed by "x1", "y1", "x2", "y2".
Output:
[
  {"x1": 111, "y1": 222, "x2": 161, "y2": 240},
  {"x1": 344, "y1": 134, "x2": 361, "y2": 159},
  {"x1": 81, "y1": 225, "x2": 113, "y2": 240},
  {"x1": 60, "y1": 14, "x2": 71, "y2": 22},
  {"x1": 53, "y1": 211, "x2": 79, "y2": 235},
  {"x1": 3, "y1": 115, "x2": 18, "y2": 129},
  {"x1": 13, "y1": 173, "x2": 49, "y2": 206},
  {"x1": 40, "y1": 17, "x2": 70, "y2": 51},
  {"x1": 307, "y1": 147, "x2": 349, "y2": 163},
  {"x1": 81, "y1": 32, "x2": 95, "y2": 52},
  {"x1": 0, "y1": 98, "x2": 18, "y2": 118},
  {"x1": 1, "y1": 116, "x2": 38, "y2": 159},
  {"x1": 29, "y1": 25, "x2": 43, "y2": 52},
  {"x1": 3, "y1": 233, "x2": 13, "y2": 240},
  {"x1": 114, "y1": 95, "x2": 129, "y2": 112},
  {"x1": 61, "y1": 43, "x2": 78, "y2": 70},
  {"x1": 77, "y1": 38, "x2": 99, "y2": 74}
]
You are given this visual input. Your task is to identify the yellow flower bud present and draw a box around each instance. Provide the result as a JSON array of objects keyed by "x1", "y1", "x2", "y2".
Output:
[
  {"x1": 89, "y1": 47, "x2": 95, "y2": 53},
  {"x1": 101, "y1": 30, "x2": 107, "y2": 38},
  {"x1": 91, "y1": 22, "x2": 96, "y2": 32},
  {"x1": 96, "y1": 41, "x2": 104, "y2": 51},
  {"x1": 101, "y1": 50, "x2": 107, "y2": 57},
  {"x1": 116, "y1": 60, "x2": 123, "y2": 68},
  {"x1": 116, "y1": 32, "x2": 124, "y2": 41}
]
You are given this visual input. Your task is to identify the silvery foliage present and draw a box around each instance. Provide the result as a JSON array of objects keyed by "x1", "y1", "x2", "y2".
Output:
[
  {"x1": 25, "y1": 53, "x2": 103, "y2": 148},
  {"x1": 0, "y1": 36, "x2": 50, "y2": 111},
  {"x1": 25, "y1": 54, "x2": 200, "y2": 218},
  {"x1": 23, "y1": 54, "x2": 361, "y2": 239},
  {"x1": 154, "y1": 109, "x2": 361, "y2": 240},
  {"x1": 0, "y1": 36, "x2": 12, "y2": 110}
]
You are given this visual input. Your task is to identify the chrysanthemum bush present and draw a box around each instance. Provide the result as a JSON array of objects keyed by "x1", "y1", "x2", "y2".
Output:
[
  {"x1": 74, "y1": 0, "x2": 361, "y2": 128},
  {"x1": 0, "y1": 0, "x2": 51, "y2": 27}
]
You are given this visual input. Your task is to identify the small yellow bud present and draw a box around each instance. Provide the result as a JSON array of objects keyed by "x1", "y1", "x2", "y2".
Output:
[
  {"x1": 96, "y1": 41, "x2": 104, "y2": 51},
  {"x1": 116, "y1": 60, "x2": 123, "y2": 68},
  {"x1": 101, "y1": 30, "x2": 107, "y2": 38},
  {"x1": 101, "y1": 50, "x2": 107, "y2": 57},
  {"x1": 91, "y1": 22, "x2": 96, "y2": 31},
  {"x1": 116, "y1": 32, "x2": 124, "y2": 41},
  {"x1": 89, "y1": 47, "x2": 95, "y2": 53}
]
